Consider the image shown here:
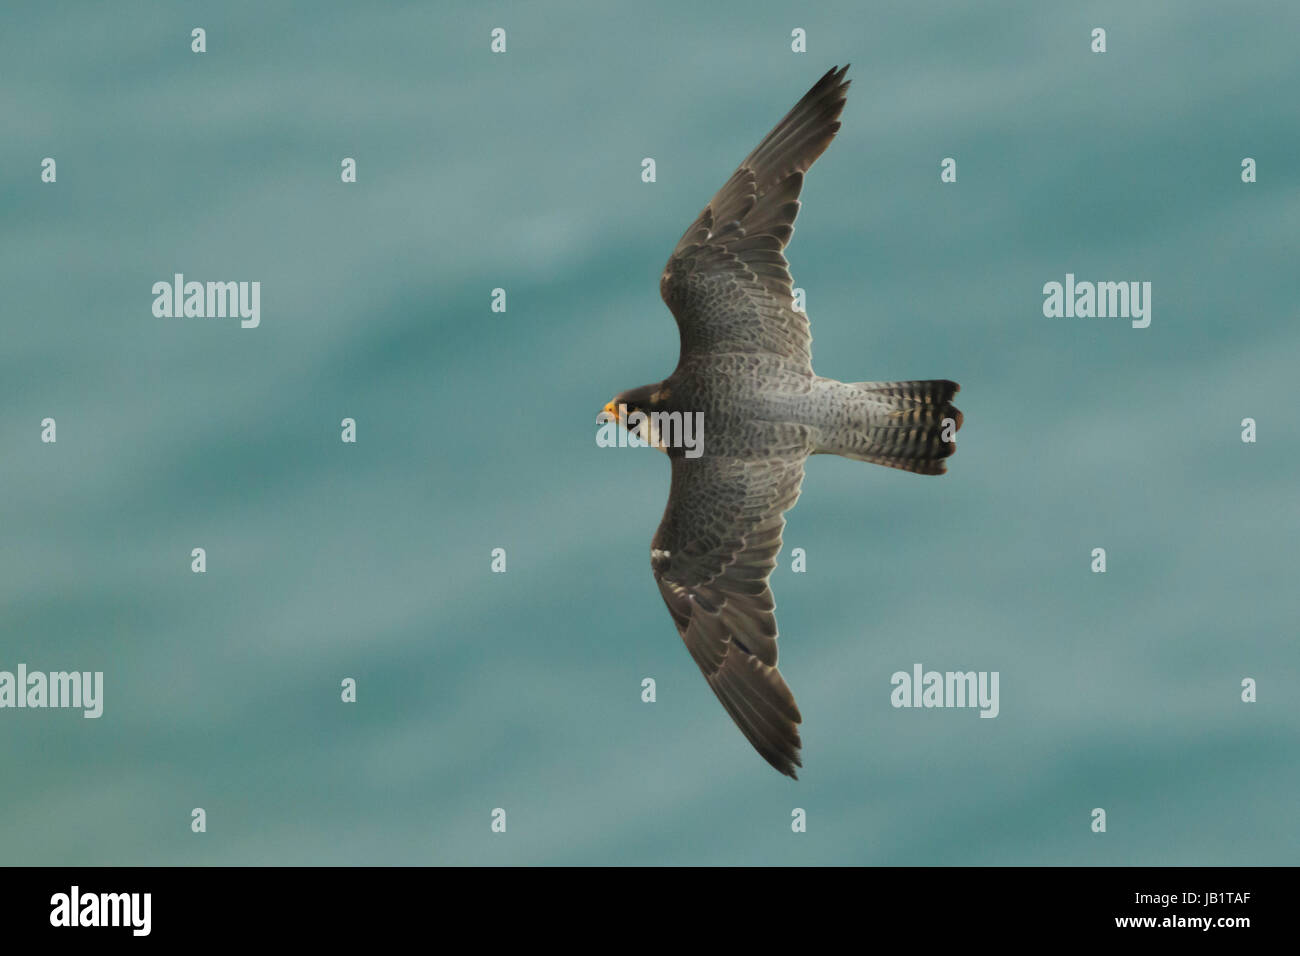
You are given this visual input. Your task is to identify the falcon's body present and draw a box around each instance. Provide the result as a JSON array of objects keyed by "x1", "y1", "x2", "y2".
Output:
[{"x1": 603, "y1": 66, "x2": 963, "y2": 778}]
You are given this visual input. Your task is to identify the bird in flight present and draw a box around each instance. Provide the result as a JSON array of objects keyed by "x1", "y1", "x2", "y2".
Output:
[{"x1": 601, "y1": 65, "x2": 963, "y2": 777}]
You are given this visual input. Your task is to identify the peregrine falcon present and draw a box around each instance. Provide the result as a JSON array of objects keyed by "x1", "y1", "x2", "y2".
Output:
[{"x1": 601, "y1": 65, "x2": 963, "y2": 778}]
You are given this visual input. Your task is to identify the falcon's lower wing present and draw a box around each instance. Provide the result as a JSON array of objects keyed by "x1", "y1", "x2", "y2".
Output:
[{"x1": 651, "y1": 437, "x2": 812, "y2": 777}]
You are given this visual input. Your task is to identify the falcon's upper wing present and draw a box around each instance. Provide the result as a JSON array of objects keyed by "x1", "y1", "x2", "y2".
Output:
[
  {"x1": 651, "y1": 432, "x2": 812, "y2": 777},
  {"x1": 659, "y1": 65, "x2": 851, "y2": 371}
]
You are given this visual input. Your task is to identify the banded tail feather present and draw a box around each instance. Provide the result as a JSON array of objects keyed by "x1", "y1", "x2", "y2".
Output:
[{"x1": 815, "y1": 379, "x2": 963, "y2": 475}]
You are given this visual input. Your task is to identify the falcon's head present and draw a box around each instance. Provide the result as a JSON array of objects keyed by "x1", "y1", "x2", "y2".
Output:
[{"x1": 600, "y1": 383, "x2": 669, "y2": 450}]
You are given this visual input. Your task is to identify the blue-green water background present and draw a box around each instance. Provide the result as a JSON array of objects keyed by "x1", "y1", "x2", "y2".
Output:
[{"x1": 2, "y1": 1, "x2": 1297, "y2": 865}]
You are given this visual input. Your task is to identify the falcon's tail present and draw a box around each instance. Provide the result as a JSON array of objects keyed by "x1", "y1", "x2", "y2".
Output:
[{"x1": 814, "y1": 379, "x2": 962, "y2": 475}]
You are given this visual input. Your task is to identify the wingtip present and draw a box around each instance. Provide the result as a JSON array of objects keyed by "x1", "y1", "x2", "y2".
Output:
[
  {"x1": 775, "y1": 752, "x2": 803, "y2": 779},
  {"x1": 820, "y1": 64, "x2": 851, "y2": 89}
]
